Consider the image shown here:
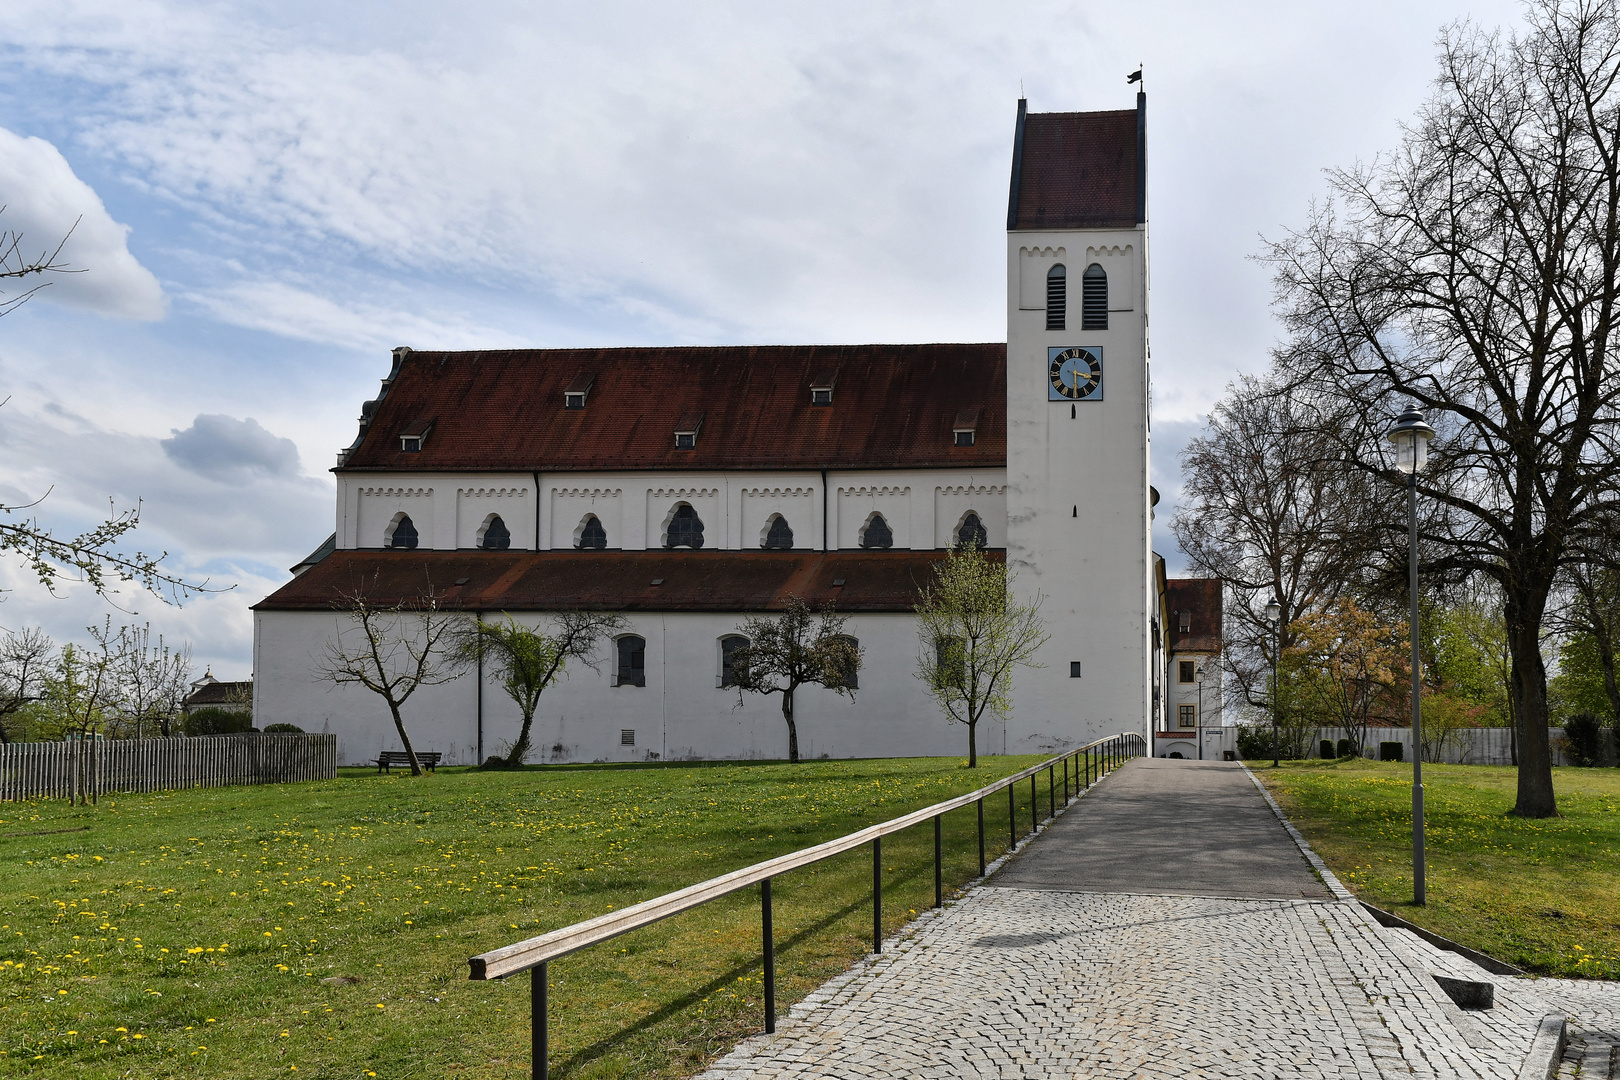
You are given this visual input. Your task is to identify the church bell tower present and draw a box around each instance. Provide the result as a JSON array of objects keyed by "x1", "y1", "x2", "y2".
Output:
[{"x1": 1003, "y1": 94, "x2": 1153, "y2": 752}]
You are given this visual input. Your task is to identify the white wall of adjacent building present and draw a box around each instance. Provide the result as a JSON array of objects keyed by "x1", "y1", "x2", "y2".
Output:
[
  {"x1": 335, "y1": 469, "x2": 1008, "y2": 552},
  {"x1": 253, "y1": 609, "x2": 1071, "y2": 766}
]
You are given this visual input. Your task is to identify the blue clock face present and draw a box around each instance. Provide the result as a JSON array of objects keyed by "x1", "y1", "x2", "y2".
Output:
[{"x1": 1048, "y1": 346, "x2": 1103, "y2": 401}]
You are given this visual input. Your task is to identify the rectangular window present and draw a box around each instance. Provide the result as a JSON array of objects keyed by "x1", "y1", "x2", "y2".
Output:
[
  {"x1": 401, "y1": 436, "x2": 421, "y2": 452},
  {"x1": 675, "y1": 432, "x2": 695, "y2": 449},
  {"x1": 564, "y1": 392, "x2": 586, "y2": 410},
  {"x1": 1178, "y1": 660, "x2": 1195, "y2": 683},
  {"x1": 1069, "y1": 661, "x2": 1082, "y2": 678},
  {"x1": 1179, "y1": 704, "x2": 1196, "y2": 728},
  {"x1": 811, "y1": 388, "x2": 832, "y2": 406},
  {"x1": 615, "y1": 636, "x2": 646, "y2": 687},
  {"x1": 954, "y1": 429, "x2": 975, "y2": 447},
  {"x1": 621, "y1": 729, "x2": 635, "y2": 746}
]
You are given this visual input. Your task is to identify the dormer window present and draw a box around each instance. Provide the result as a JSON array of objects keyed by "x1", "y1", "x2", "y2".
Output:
[
  {"x1": 953, "y1": 407, "x2": 979, "y2": 448},
  {"x1": 564, "y1": 372, "x2": 595, "y2": 410},
  {"x1": 674, "y1": 411, "x2": 704, "y2": 450},
  {"x1": 398, "y1": 419, "x2": 432, "y2": 452},
  {"x1": 810, "y1": 369, "x2": 837, "y2": 406}
]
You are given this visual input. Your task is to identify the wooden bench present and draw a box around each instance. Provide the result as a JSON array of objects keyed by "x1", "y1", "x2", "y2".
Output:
[{"x1": 376, "y1": 750, "x2": 441, "y2": 773}]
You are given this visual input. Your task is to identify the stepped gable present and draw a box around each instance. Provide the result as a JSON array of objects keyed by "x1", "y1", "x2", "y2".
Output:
[
  {"x1": 252, "y1": 549, "x2": 1001, "y2": 613},
  {"x1": 339, "y1": 343, "x2": 1006, "y2": 472},
  {"x1": 1009, "y1": 106, "x2": 1142, "y2": 231}
]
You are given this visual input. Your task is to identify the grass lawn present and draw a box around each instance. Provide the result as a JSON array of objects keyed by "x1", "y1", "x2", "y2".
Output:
[
  {"x1": 1255, "y1": 758, "x2": 1620, "y2": 980},
  {"x1": 0, "y1": 753, "x2": 1060, "y2": 1078}
]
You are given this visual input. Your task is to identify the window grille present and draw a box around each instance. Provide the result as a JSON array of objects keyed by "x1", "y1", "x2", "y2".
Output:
[
  {"x1": 616, "y1": 636, "x2": 646, "y2": 687},
  {"x1": 621, "y1": 729, "x2": 635, "y2": 746},
  {"x1": 1046, "y1": 264, "x2": 1066, "y2": 331},
  {"x1": 720, "y1": 635, "x2": 748, "y2": 688},
  {"x1": 1179, "y1": 704, "x2": 1196, "y2": 728},
  {"x1": 666, "y1": 504, "x2": 705, "y2": 549},
  {"x1": 578, "y1": 515, "x2": 607, "y2": 550},
  {"x1": 861, "y1": 514, "x2": 893, "y2": 549},
  {"x1": 763, "y1": 515, "x2": 794, "y2": 550},
  {"x1": 1082, "y1": 263, "x2": 1108, "y2": 330},
  {"x1": 388, "y1": 515, "x2": 419, "y2": 550},
  {"x1": 957, "y1": 512, "x2": 988, "y2": 548},
  {"x1": 481, "y1": 515, "x2": 510, "y2": 550}
]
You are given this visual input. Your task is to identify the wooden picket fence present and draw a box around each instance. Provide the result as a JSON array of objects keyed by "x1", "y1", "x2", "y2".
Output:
[{"x1": 0, "y1": 734, "x2": 338, "y2": 803}]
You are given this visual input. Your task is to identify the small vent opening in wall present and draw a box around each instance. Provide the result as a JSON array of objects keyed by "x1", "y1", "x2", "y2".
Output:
[{"x1": 621, "y1": 729, "x2": 636, "y2": 746}]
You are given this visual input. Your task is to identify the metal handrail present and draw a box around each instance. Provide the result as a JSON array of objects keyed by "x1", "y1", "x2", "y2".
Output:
[{"x1": 469, "y1": 731, "x2": 1147, "y2": 1077}]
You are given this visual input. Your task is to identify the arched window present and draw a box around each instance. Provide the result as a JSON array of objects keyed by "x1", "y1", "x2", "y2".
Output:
[
  {"x1": 577, "y1": 514, "x2": 607, "y2": 550},
  {"x1": 665, "y1": 504, "x2": 705, "y2": 549},
  {"x1": 860, "y1": 513, "x2": 893, "y2": 550},
  {"x1": 479, "y1": 514, "x2": 510, "y2": 550},
  {"x1": 1046, "y1": 264, "x2": 1066, "y2": 331},
  {"x1": 956, "y1": 512, "x2": 988, "y2": 549},
  {"x1": 763, "y1": 514, "x2": 794, "y2": 550},
  {"x1": 387, "y1": 514, "x2": 418, "y2": 550},
  {"x1": 615, "y1": 635, "x2": 646, "y2": 687},
  {"x1": 829, "y1": 635, "x2": 860, "y2": 689},
  {"x1": 720, "y1": 635, "x2": 748, "y2": 688},
  {"x1": 1082, "y1": 263, "x2": 1108, "y2": 330}
]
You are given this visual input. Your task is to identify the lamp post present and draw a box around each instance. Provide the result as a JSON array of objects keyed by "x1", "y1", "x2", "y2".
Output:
[
  {"x1": 1264, "y1": 598, "x2": 1281, "y2": 767},
  {"x1": 1388, "y1": 404, "x2": 1435, "y2": 906}
]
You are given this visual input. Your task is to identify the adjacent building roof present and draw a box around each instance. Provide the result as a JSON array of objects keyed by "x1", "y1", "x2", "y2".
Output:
[
  {"x1": 1007, "y1": 99, "x2": 1145, "y2": 231},
  {"x1": 1166, "y1": 578, "x2": 1222, "y2": 653},
  {"x1": 253, "y1": 550, "x2": 995, "y2": 614},
  {"x1": 183, "y1": 679, "x2": 253, "y2": 710},
  {"x1": 337, "y1": 343, "x2": 1006, "y2": 473}
]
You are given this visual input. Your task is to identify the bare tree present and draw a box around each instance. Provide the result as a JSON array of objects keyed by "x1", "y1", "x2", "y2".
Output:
[
  {"x1": 0, "y1": 626, "x2": 52, "y2": 743},
  {"x1": 111, "y1": 623, "x2": 193, "y2": 738},
  {"x1": 914, "y1": 545, "x2": 1047, "y2": 767},
  {"x1": 731, "y1": 597, "x2": 862, "y2": 763},
  {"x1": 315, "y1": 578, "x2": 463, "y2": 776},
  {"x1": 0, "y1": 208, "x2": 81, "y2": 315},
  {"x1": 1170, "y1": 375, "x2": 1393, "y2": 714},
  {"x1": 453, "y1": 611, "x2": 626, "y2": 767},
  {"x1": 1264, "y1": 0, "x2": 1620, "y2": 815}
]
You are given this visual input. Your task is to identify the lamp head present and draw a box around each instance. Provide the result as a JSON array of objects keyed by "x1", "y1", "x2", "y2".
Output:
[
  {"x1": 1387, "y1": 404, "x2": 1436, "y2": 475},
  {"x1": 1263, "y1": 598, "x2": 1281, "y2": 624}
]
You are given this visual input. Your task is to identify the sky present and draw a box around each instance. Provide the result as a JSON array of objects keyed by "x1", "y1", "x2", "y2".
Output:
[{"x1": 0, "y1": 0, "x2": 1526, "y2": 680}]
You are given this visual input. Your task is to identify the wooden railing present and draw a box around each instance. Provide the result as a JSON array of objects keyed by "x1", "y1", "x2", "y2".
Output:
[
  {"x1": 468, "y1": 731, "x2": 1148, "y2": 1079},
  {"x1": 0, "y1": 734, "x2": 338, "y2": 803}
]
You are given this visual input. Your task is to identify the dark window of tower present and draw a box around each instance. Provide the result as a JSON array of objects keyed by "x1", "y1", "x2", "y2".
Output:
[
  {"x1": 957, "y1": 512, "x2": 988, "y2": 549},
  {"x1": 480, "y1": 515, "x2": 510, "y2": 550},
  {"x1": 1082, "y1": 263, "x2": 1108, "y2": 330},
  {"x1": 578, "y1": 515, "x2": 607, "y2": 550},
  {"x1": 388, "y1": 515, "x2": 418, "y2": 550},
  {"x1": 615, "y1": 636, "x2": 646, "y2": 687},
  {"x1": 720, "y1": 635, "x2": 748, "y2": 688},
  {"x1": 1046, "y1": 264, "x2": 1066, "y2": 331},
  {"x1": 764, "y1": 515, "x2": 794, "y2": 550},
  {"x1": 861, "y1": 514, "x2": 893, "y2": 549},
  {"x1": 666, "y1": 504, "x2": 705, "y2": 549}
]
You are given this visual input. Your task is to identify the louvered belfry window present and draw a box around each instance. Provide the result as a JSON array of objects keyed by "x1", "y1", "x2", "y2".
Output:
[
  {"x1": 1046, "y1": 264, "x2": 1066, "y2": 331},
  {"x1": 1082, "y1": 263, "x2": 1108, "y2": 330}
]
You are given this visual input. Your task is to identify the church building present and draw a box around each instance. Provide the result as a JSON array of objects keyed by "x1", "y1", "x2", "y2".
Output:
[{"x1": 252, "y1": 94, "x2": 1161, "y2": 765}]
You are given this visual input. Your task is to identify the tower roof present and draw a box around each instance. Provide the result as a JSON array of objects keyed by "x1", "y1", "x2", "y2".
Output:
[{"x1": 1007, "y1": 98, "x2": 1145, "y2": 231}]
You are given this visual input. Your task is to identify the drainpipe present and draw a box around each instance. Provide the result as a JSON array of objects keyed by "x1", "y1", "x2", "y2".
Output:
[{"x1": 821, "y1": 469, "x2": 829, "y2": 551}]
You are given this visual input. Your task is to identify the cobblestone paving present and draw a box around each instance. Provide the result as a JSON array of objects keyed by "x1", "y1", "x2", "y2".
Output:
[{"x1": 700, "y1": 887, "x2": 1537, "y2": 1079}]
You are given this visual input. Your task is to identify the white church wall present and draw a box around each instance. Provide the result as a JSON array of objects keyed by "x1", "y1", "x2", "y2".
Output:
[
  {"x1": 456, "y1": 485, "x2": 533, "y2": 549},
  {"x1": 933, "y1": 483, "x2": 1008, "y2": 548},
  {"x1": 738, "y1": 484, "x2": 818, "y2": 549},
  {"x1": 834, "y1": 478, "x2": 914, "y2": 549},
  {"x1": 1005, "y1": 228, "x2": 1153, "y2": 753},
  {"x1": 549, "y1": 485, "x2": 624, "y2": 549},
  {"x1": 254, "y1": 608, "x2": 1019, "y2": 766},
  {"x1": 340, "y1": 473, "x2": 537, "y2": 550}
]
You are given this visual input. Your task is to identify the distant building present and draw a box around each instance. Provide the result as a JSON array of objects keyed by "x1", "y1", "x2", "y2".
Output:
[
  {"x1": 182, "y1": 671, "x2": 253, "y2": 718},
  {"x1": 1156, "y1": 578, "x2": 1224, "y2": 759}
]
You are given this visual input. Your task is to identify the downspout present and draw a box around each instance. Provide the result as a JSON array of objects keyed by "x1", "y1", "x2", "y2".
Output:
[{"x1": 821, "y1": 469, "x2": 829, "y2": 551}]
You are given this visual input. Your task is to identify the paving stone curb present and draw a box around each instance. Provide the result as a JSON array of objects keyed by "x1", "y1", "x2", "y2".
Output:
[
  {"x1": 1519, "y1": 1014, "x2": 1569, "y2": 1080},
  {"x1": 1240, "y1": 760, "x2": 1360, "y2": 902}
]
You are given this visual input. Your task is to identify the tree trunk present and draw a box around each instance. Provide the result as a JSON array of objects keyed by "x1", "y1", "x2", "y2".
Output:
[
  {"x1": 1506, "y1": 600, "x2": 1555, "y2": 817},
  {"x1": 967, "y1": 716, "x2": 978, "y2": 768},
  {"x1": 389, "y1": 700, "x2": 424, "y2": 777},
  {"x1": 506, "y1": 709, "x2": 536, "y2": 768},
  {"x1": 782, "y1": 688, "x2": 799, "y2": 763}
]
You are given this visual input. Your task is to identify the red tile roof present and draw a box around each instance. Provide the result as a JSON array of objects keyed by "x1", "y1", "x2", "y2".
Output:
[
  {"x1": 1010, "y1": 105, "x2": 1142, "y2": 231},
  {"x1": 253, "y1": 550, "x2": 995, "y2": 613},
  {"x1": 1167, "y1": 578, "x2": 1223, "y2": 652},
  {"x1": 338, "y1": 344, "x2": 1006, "y2": 473}
]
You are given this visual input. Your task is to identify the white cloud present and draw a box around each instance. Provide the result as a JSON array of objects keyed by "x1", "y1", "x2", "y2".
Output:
[
  {"x1": 162, "y1": 414, "x2": 301, "y2": 480},
  {"x1": 0, "y1": 126, "x2": 165, "y2": 320}
]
